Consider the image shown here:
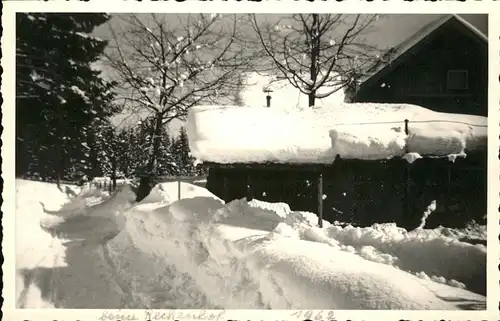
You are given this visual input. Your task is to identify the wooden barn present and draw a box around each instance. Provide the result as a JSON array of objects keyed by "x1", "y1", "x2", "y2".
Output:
[
  {"x1": 352, "y1": 14, "x2": 488, "y2": 117},
  {"x1": 188, "y1": 15, "x2": 489, "y2": 231},
  {"x1": 187, "y1": 105, "x2": 487, "y2": 230}
]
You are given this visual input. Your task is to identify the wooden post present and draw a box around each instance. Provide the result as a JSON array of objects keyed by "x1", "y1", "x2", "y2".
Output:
[
  {"x1": 177, "y1": 180, "x2": 181, "y2": 200},
  {"x1": 404, "y1": 119, "x2": 409, "y2": 153},
  {"x1": 403, "y1": 119, "x2": 411, "y2": 225},
  {"x1": 445, "y1": 163, "x2": 451, "y2": 216},
  {"x1": 317, "y1": 172, "x2": 324, "y2": 228}
]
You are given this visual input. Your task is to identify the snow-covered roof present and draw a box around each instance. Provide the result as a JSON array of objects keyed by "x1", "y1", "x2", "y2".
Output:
[
  {"x1": 186, "y1": 103, "x2": 487, "y2": 164},
  {"x1": 357, "y1": 14, "x2": 487, "y2": 94}
]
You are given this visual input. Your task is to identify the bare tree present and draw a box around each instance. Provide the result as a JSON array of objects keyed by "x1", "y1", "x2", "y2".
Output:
[
  {"x1": 104, "y1": 14, "x2": 254, "y2": 200},
  {"x1": 251, "y1": 14, "x2": 382, "y2": 107}
]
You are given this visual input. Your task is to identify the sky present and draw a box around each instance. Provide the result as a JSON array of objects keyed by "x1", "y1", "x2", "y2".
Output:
[{"x1": 91, "y1": 14, "x2": 487, "y2": 135}]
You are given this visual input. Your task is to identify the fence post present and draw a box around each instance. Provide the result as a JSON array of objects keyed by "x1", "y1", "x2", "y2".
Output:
[
  {"x1": 404, "y1": 119, "x2": 409, "y2": 153},
  {"x1": 403, "y1": 119, "x2": 411, "y2": 225},
  {"x1": 317, "y1": 172, "x2": 324, "y2": 228},
  {"x1": 445, "y1": 162, "x2": 451, "y2": 216},
  {"x1": 178, "y1": 180, "x2": 181, "y2": 200}
]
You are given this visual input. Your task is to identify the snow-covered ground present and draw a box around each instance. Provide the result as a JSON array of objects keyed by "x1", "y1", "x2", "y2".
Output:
[
  {"x1": 187, "y1": 103, "x2": 486, "y2": 164},
  {"x1": 91, "y1": 177, "x2": 129, "y2": 185},
  {"x1": 16, "y1": 179, "x2": 486, "y2": 309}
]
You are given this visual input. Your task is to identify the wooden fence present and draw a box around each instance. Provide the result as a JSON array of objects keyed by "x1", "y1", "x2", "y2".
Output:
[
  {"x1": 155, "y1": 175, "x2": 207, "y2": 200},
  {"x1": 92, "y1": 176, "x2": 207, "y2": 200}
]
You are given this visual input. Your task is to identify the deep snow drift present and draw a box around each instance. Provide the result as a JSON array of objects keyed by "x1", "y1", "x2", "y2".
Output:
[
  {"x1": 186, "y1": 103, "x2": 486, "y2": 163},
  {"x1": 16, "y1": 179, "x2": 486, "y2": 309}
]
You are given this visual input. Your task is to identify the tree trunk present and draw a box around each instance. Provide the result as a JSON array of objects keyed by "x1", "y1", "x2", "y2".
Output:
[
  {"x1": 54, "y1": 142, "x2": 62, "y2": 188},
  {"x1": 136, "y1": 176, "x2": 152, "y2": 202},
  {"x1": 308, "y1": 92, "x2": 316, "y2": 108},
  {"x1": 308, "y1": 14, "x2": 320, "y2": 107},
  {"x1": 111, "y1": 155, "x2": 117, "y2": 191},
  {"x1": 149, "y1": 118, "x2": 162, "y2": 172},
  {"x1": 88, "y1": 128, "x2": 99, "y2": 180},
  {"x1": 136, "y1": 114, "x2": 163, "y2": 202}
]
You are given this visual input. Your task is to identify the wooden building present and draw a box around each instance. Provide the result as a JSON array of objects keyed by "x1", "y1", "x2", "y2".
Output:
[
  {"x1": 352, "y1": 15, "x2": 488, "y2": 117},
  {"x1": 192, "y1": 15, "x2": 489, "y2": 230},
  {"x1": 206, "y1": 151, "x2": 486, "y2": 230}
]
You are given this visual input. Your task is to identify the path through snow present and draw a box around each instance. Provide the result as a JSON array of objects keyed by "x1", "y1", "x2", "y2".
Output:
[{"x1": 15, "y1": 179, "x2": 486, "y2": 309}]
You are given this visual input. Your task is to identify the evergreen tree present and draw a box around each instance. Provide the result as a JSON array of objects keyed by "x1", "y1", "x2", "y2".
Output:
[
  {"x1": 133, "y1": 117, "x2": 162, "y2": 177},
  {"x1": 172, "y1": 126, "x2": 195, "y2": 176},
  {"x1": 99, "y1": 122, "x2": 120, "y2": 185},
  {"x1": 156, "y1": 128, "x2": 177, "y2": 177},
  {"x1": 83, "y1": 118, "x2": 114, "y2": 180},
  {"x1": 133, "y1": 117, "x2": 178, "y2": 200},
  {"x1": 195, "y1": 163, "x2": 209, "y2": 177},
  {"x1": 115, "y1": 127, "x2": 136, "y2": 179},
  {"x1": 16, "y1": 13, "x2": 118, "y2": 183}
]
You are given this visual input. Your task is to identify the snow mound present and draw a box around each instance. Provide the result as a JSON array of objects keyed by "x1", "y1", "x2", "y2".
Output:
[
  {"x1": 329, "y1": 124, "x2": 407, "y2": 160},
  {"x1": 137, "y1": 181, "x2": 220, "y2": 209},
  {"x1": 39, "y1": 184, "x2": 135, "y2": 247},
  {"x1": 40, "y1": 183, "x2": 112, "y2": 218},
  {"x1": 187, "y1": 103, "x2": 486, "y2": 163},
  {"x1": 16, "y1": 180, "x2": 486, "y2": 309},
  {"x1": 324, "y1": 223, "x2": 486, "y2": 295},
  {"x1": 16, "y1": 180, "x2": 80, "y2": 270},
  {"x1": 249, "y1": 238, "x2": 464, "y2": 309}
]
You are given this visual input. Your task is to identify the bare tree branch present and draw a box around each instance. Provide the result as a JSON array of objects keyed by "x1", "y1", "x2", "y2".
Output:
[
  {"x1": 251, "y1": 13, "x2": 382, "y2": 107},
  {"x1": 103, "y1": 13, "x2": 258, "y2": 177}
]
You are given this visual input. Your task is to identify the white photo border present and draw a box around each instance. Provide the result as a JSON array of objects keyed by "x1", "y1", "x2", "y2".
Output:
[{"x1": 2, "y1": 1, "x2": 499, "y2": 320}]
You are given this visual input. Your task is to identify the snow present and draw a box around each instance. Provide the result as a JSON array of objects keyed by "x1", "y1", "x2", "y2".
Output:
[
  {"x1": 92, "y1": 176, "x2": 128, "y2": 184},
  {"x1": 16, "y1": 179, "x2": 485, "y2": 309},
  {"x1": 187, "y1": 103, "x2": 486, "y2": 164},
  {"x1": 416, "y1": 200, "x2": 437, "y2": 229},
  {"x1": 70, "y1": 85, "x2": 89, "y2": 102},
  {"x1": 136, "y1": 181, "x2": 221, "y2": 211},
  {"x1": 74, "y1": 31, "x2": 103, "y2": 42},
  {"x1": 402, "y1": 152, "x2": 423, "y2": 163}
]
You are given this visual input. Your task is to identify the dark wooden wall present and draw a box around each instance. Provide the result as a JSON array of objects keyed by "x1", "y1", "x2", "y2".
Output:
[
  {"x1": 355, "y1": 22, "x2": 488, "y2": 116},
  {"x1": 206, "y1": 152, "x2": 486, "y2": 230}
]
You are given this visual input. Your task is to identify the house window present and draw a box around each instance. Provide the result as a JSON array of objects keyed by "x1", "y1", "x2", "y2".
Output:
[{"x1": 446, "y1": 70, "x2": 469, "y2": 91}]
